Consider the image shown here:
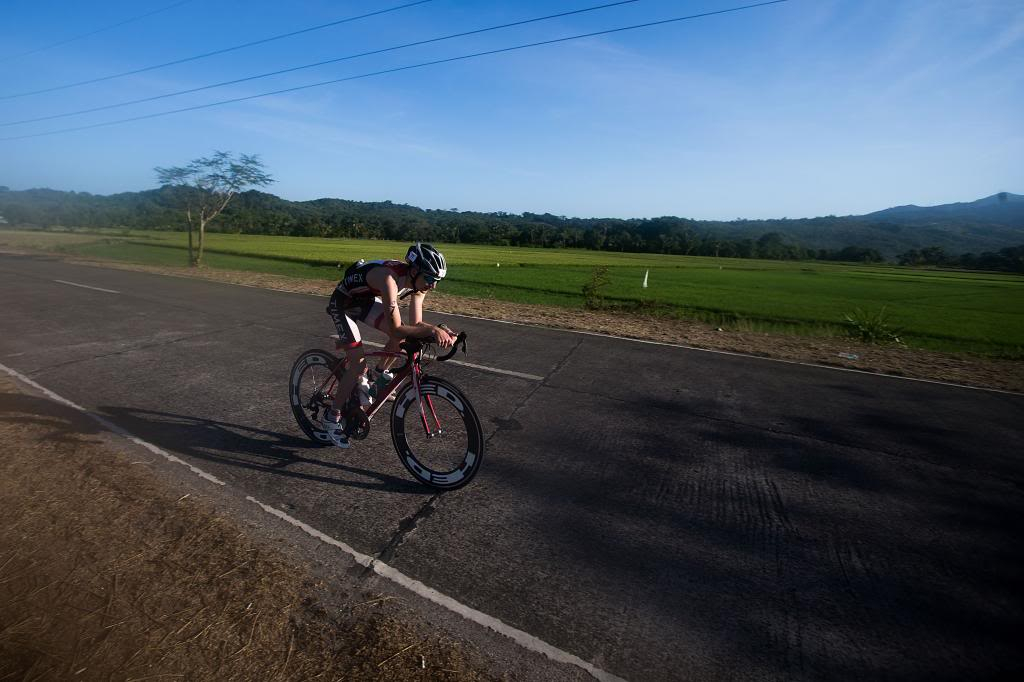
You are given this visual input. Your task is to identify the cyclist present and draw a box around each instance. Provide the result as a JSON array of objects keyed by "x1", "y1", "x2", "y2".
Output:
[{"x1": 322, "y1": 242, "x2": 455, "y2": 447}]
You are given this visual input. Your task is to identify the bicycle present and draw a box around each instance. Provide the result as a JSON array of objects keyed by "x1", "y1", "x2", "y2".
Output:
[{"x1": 288, "y1": 328, "x2": 484, "y2": 490}]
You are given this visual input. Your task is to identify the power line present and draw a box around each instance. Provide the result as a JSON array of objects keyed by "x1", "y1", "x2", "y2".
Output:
[
  {"x1": 1, "y1": 0, "x2": 643, "y2": 127},
  {"x1": 0, "y1": 1, "x2": 790, "y2": 142},
  {"x1": 0, "y1": 0, "x2": 197, "y2": 64},
  {"x1": 0, "y1": 0, "x2": 436, "y2": 100}
]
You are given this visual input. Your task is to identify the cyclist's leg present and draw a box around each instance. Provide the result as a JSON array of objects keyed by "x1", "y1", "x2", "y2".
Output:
[
  {"x1": 335, "y1": 345, "x2": 365, "y2": 407},
  {"x1": 326, "y1": 293, "x2": 369, "y2": 410}
]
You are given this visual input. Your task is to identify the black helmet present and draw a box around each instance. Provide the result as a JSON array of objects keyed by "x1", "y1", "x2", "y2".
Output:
[{"x1": 406, "y1": 242, "x2": 447, "y2": 280}]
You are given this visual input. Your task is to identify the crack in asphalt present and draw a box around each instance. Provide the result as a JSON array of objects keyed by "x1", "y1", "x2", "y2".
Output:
[
  {"x1": 362, "y1": 340, "x2": 588, "y2": 568},
  {"x1": 484, "y1": 337, "x2": 584, "y2": 450},
  {"x1": 348, "y1": 331, "x2": 588, "y2": 573},
  {"x1": 365, "y1": 492, "x2": 442, "y2": 575}
]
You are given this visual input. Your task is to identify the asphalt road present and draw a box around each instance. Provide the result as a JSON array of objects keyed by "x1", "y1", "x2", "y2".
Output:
[{"x1": 1, "y1": 252, "x2": 1022, "y2": 681}]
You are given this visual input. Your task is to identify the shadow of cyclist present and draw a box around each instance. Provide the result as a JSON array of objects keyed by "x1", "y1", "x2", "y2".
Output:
[{"x1": 97, "y1": 405, "x2": 428, "y2": 495}]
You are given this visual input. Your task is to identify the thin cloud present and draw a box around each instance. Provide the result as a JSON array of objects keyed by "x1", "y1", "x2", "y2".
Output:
[{"x1": 963, "y1": 12, "x2": 1024, "y2": 68}]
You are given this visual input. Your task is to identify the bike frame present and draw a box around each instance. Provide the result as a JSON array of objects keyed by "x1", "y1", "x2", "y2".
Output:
[{"x1": 317, "y1": 345, "x2": 442, "y2": 437}]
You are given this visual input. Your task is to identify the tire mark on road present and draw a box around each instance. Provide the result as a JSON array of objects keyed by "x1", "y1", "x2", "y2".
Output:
[
  {"x1": 547, "y1": 382, "x2": 1018, "y2": 484},
  {"x1": 765, "y1": 477, "x2": 795, "y2": 535}
]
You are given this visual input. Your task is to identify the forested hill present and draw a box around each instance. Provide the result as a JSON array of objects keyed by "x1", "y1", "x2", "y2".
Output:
[{"x1": 0, "y1": 186, "x2": 1021, "y2": 263}]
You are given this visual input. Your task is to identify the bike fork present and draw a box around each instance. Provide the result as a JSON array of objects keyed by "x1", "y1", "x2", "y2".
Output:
[{"x1": 413, "y1": 367, "x2": 443, "y2": 438}]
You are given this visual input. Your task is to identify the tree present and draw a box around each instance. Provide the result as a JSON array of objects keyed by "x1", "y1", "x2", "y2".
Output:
[
  {"x1": 833, "y1": 246, "x2": 884, "y2": 263},
  {"x1": 898, "y1": 249, "x2": 922, "y2": 266},
  {"x1": 756, "y1": 232, "x2": 787, "y2": 259},
  {"x1": 154, "y1": 151, "x2": 273, "y2": 266}
]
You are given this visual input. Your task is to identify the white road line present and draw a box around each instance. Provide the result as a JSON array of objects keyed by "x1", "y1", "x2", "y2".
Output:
[
  {"x1": 0, "y1": 361, "x2": 626, "y2": 682},
  {"x1": 43, "y1": 263, "x2": 1015, "y2": 396},
  {"x1": 358, "y1": 339, "x2": 543, "y2": 381},
  {"x1": 0, "y1": 363, "x2": 225, "y2": 485},
  {"x1": 446, "y1": 358, "x2": 543, "y2": 381},
  {"x1": 250, "y1": 496, "x2": 375, "y2": 568},
  {"x1": 54, "y1": 279, "x2": 120, "y2": 294},
  {"x1": 437, "y1": 311, "x2": 1024, "y2": 397},
  {"x1": 246, "y1": 497, "x2": 628, "y2": 682}
]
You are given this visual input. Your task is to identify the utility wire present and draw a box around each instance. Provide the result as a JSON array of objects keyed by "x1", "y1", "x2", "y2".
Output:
[
  {"x1": 0, "y1": 1, "x2": 789, "y2": 142},
  {"x1": 1, "y1": 0, "x2": 643, "y2": 127},
  {"x1": 0, "y1": 0, "x2": 197, "y2": 65},
  {"x1": 0, "y1": 0, "x2": 436, "y2": 99}
]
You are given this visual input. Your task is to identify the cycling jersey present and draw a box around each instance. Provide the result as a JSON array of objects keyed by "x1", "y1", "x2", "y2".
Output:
[
  {"x1": 327, "y1": 259, "x2": 413, "y2": 348},
  {"x1": 335, "y1": 259, "x2": 412, "y2": 299}
]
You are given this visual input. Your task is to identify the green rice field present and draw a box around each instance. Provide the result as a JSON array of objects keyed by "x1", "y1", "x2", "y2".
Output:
[{"x1": 3, "y1": 228, "x2": 1022, "y2": 357}]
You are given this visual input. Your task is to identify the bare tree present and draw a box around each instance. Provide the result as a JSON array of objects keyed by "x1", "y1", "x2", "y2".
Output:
[{"x1": 155, "y1": 151, "x2": 273, "y2": 267}]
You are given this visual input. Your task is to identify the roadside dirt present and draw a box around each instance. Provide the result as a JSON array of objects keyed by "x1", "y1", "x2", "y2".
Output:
[
  {"x1": 16, "y1": 249, "x2": 1020, "y2": 393},
  {"x1": 0, "y1": 375, "x2": 498, "y2": 681}
]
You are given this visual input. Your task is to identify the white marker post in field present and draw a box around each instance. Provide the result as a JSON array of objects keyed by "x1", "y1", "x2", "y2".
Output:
[{"x1": 642, "y1": 269, "x2": 649, "y2": 288}]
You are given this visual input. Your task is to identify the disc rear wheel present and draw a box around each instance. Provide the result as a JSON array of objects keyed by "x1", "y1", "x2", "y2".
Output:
[{"x1": 289, "y1": 349, "x2": 340, "y2": 446}]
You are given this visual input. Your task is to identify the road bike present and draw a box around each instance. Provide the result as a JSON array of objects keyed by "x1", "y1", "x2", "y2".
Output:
[{"x1": 288, "y1": 328, "x2": 484, "y2": 490}]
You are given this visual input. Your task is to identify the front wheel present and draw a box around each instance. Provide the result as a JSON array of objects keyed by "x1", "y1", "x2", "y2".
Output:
[{"x1": 390, "y1": 377, "x2": 484, "y2": 490}]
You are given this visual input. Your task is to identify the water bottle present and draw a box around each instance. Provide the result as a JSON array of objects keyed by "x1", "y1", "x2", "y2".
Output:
[
  {"x1": 368, "y1": 368, "x2": 393, "y2": 401},
  {"x1": 357, "y1": 374, "x2": 372, "y2": 407}
]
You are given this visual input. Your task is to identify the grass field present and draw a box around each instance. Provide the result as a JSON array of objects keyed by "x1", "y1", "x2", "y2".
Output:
[{"x1": 3, "y1": 228, "x2": 1022, "y2": 356}]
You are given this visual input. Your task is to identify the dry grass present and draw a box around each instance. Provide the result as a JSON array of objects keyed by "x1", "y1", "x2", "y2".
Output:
[{"x1": 0, "y1": 377, "x2": 496, "y2": 681}]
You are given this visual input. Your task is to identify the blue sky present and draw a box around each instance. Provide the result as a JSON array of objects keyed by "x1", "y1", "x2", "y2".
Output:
[{"x1": 1, "y1": 0, "x2": 1021, "y2": 220}]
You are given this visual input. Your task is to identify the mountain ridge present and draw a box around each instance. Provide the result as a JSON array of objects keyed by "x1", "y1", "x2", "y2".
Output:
[{"x1": 867, "y1": 192, "x2": 1024, "y2": 220}]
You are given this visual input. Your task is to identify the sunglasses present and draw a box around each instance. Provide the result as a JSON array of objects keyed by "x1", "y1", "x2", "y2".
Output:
[{"x1": 421, "y1": 273, "x2": 441, "y2": 285}]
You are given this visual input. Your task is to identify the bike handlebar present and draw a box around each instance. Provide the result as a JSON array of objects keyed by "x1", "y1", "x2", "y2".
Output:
[
  {"x1": 437, "y1": 331, "x2": 467, "y2": 361},
  {"x1": 399, "y1": 328, "x2": 467, "y2": 361}
]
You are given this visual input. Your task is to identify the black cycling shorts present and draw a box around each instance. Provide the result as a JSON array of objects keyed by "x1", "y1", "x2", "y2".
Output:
[{"x1": 326, "y1": 291, "x2": 390, "y2": 349}]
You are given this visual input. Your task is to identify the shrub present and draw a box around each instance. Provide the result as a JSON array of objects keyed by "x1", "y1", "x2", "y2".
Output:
[
  {"x1": 842, "y1": 306, "x2": 904, "y2": 345},
  {"x1": 582, "y1": 266, "x2": 610, "y2": 309}
]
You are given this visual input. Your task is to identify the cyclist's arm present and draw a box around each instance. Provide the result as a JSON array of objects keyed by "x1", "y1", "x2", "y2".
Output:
[
  {"x1": 409, "y1": 291, "x2": 425, "y2": 325},
  {"x1": 406, "y1": 291, "x2": 453, "y2": 346},
  {"x1": 409, "y1": 291, "x2": 454, "y2": 347},
  {"x1": 368, "y1": 269, "x2": 434, "y2": 339}
]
